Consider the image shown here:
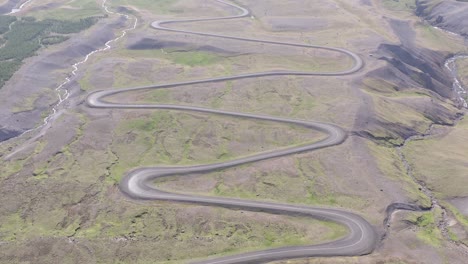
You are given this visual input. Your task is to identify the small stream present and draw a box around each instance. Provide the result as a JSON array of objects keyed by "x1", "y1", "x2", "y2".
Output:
[
  {"x1": 445, "y1": 54, "x2": 468, "y2": 108},
  {"x1": 385, "y1": 42, "x2": 468, "y2": 250},
  {"x1": 1, "y1": 0, "x2": 138, "y2": 151},
  {"x1": 431, "y1": 21, "x2": 468, "y2": 109},
  {"x1": 381, "y1": 12, "x2": 468, "y2": 247},
  {"x1": 7, "y1": 0, "x2": 33, "y2": 14},
  {"x1": 36, "y1": 0, "x2": 138, "y2": 133}
]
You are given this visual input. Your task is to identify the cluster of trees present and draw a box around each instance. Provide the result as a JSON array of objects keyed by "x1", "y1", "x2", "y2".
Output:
[
  {"x1": 0, "y1": 19, "x2": 50, "y2": 60},
  {"x1": 47, "y1": 17, "x2": 98, "y2": 34},
  {"x1": 0, "y1": 60, "x2": 21, "y2": 88},
  {"x1": 41, "y1": 35, "x2": 69, "y2": 45},
  {"x1": 0, "y1": 15, "x2": 99, "y2": 88}
]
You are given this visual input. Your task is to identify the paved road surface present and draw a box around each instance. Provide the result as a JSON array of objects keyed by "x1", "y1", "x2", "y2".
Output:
[{"x1": 87, "y1": 1, "x2": 377, "y2": 263}]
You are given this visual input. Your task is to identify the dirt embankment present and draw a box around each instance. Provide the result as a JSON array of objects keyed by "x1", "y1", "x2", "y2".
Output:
[
  {"x1": 416, "y1": 0, "x2": 468, "y2": 38},
  {"x1": 373, "y1": 43, "x2": 452, "y2": 98},
  {"x1": 355, "y1": 19, "x2": 463, "y2": 144},
  {"x1": 0, "y1": 0, "x2": 21, "y2": 14}
]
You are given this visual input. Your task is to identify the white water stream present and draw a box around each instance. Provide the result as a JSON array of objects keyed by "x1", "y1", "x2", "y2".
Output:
[
  {"x1": 36, "y1": 0, "x2": 139, "y2": 131},
  {"x1": 2, "y1": 0, "x2": 137, "y2": 157},
  {"x1": 7, "y1": 0, "x2": 33, "y2": 14},
  {"x1": 431, "y1": 25, "x2": 468, "y2": 109},
  {"x1": 445, "y1": 54, "x2": 468, "y2": 108},
  {"x1": 388, "y1": 25, "x2": 468, "y2": 254}
]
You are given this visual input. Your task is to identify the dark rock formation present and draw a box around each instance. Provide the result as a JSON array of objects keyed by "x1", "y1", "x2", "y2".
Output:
[
  {"x1": 373, "y1": 44, "x2": 453, "y2": 98},
  {"x1": 127, "y1": 37, "x2": 236, "y2": 54},
  {"x1": 416, "y1": 0, "x2": 468, "y2": 38}
]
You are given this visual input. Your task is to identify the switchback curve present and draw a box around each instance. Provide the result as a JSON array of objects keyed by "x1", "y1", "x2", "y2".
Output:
[{"x1": 86, "y1": 0, "x2": 377, "y2": 263}]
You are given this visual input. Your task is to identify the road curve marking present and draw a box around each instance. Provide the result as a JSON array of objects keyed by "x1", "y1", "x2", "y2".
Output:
[{"x1": 86, "y1": 1, "x2": 377, "y2": 263}]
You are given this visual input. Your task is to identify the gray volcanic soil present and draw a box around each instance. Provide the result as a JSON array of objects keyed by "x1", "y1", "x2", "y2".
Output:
[{"x1": 416, "y1": 0, "x2": 468, "y2": 38}]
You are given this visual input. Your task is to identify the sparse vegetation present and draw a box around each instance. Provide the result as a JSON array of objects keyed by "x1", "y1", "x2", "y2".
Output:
[
  {"x1": 112, "y1": 0, "x2": 175, "y2": 14},
  {"x1": 403, "y1": 118, "x2": 468, "y2": 199},
  {"x1": 1, "y1": 0, "x2": 468, "y2": 263},
  {"x1": 31, "y1": 0, "x2": 103, "y2": 20},
  {"x1": 361, "y1": 78, "x2": 437, "y2": 146},
  {"x1": 0, "y1": 110, "x2": 347, "y2": 263},
  {"x1": 456, "y1": 57, "x2": 468, "y2": 88},
  {"x1": 382, "y1": 0, "x2": 416, "y2": 12},
  {"x1": 366, "y1": 141, "x2": 431, "y2": 207},
  {"x1": 407, "y1": 211, "x2": 443, "y2": 247},
  {"x1": 171, "y1": 51, "x2": 220, "y2": 66}
]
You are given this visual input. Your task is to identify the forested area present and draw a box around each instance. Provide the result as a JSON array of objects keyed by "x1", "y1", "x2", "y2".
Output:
[
  {"x1": 48, "y1": 17, "x2": 98, "y2": 34},
  {"x1": 0, "y1": 16, "x2": 16, "y2": 34},
  {"x1": 0, "y1": 16, "x2": 99, "y2": 88},
  {"x1": 0, "y1": 60, "x2": 21, "y2": 87},
  {"x1": 41, "y1": 35, "x2": 69, "y2": 45}
]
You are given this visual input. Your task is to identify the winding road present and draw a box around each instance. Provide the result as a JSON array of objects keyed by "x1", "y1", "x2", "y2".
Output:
[{"x1": 86, "y1": 0, "x2": 378, "y2": 263}]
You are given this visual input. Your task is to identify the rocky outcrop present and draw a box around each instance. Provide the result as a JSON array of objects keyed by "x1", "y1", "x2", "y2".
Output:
[
  {"x1": 372, "y1": 44, "x2": 453, "y2": 98},
  {"x1": 416, "y1": 0, "x2": 468, "y2": 38},
  {"x1": 356, "y1": 18, "x2": 463, "y2": 145}
]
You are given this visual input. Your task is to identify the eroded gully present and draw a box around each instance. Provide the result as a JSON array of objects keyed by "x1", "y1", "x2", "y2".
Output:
[{"x1": 386, "y1": 45, "x2": 468, "y2": 252}]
